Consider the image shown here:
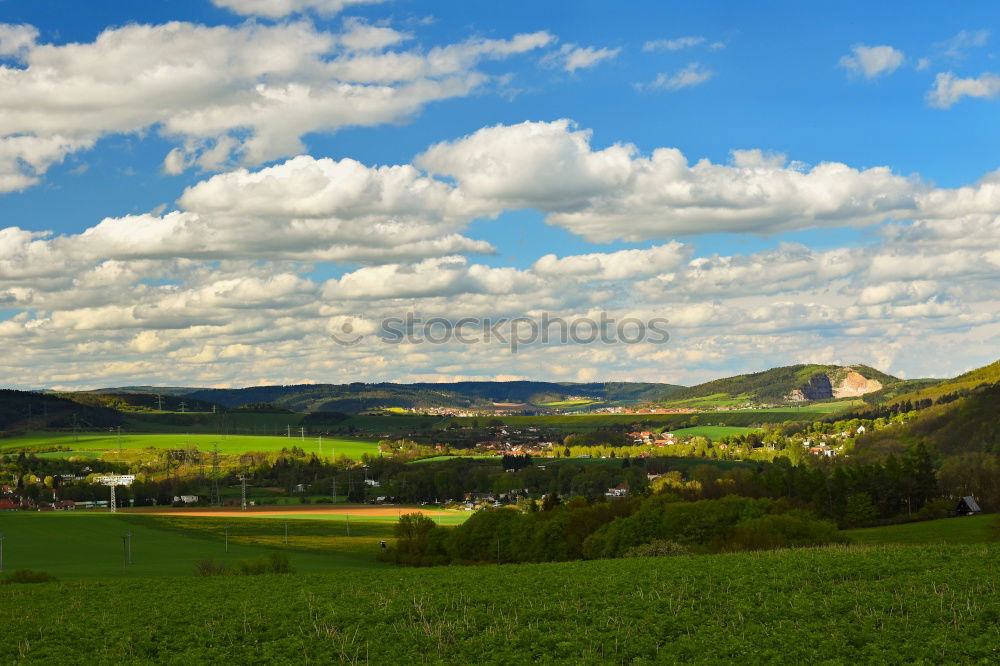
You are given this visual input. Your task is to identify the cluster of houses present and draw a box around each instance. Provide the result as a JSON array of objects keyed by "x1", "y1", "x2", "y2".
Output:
[
  {"x1": 629, "y1": 431, "x2": 678, "y2": 447},
  {"x1": 473, "y1": 426, "x2": 557, "y2": 455},
  {"x1": 801, "y1": 425, "x2": 866, "y2": 458},
  {"x1": 0, "y1": 497, "x2": 79, "y2": 511}
]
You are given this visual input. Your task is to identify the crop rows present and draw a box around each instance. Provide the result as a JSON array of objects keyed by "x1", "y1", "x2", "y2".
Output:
[{"x1": 4, "y1": 543, "x2": 999, "y2": 663}]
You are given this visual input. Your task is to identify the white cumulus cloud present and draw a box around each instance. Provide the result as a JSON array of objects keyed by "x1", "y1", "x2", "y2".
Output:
[
  {"x1": 839, "y1": 44, "x2": 905, "y2": 79},
  {"x1": 927, "y1": 71, "x2": 1000, "y2": 108},
  {"x1": 211, "y1": 0, "x2": 387, "y2": 18},
  {"x1": 0, "y1": 20, "x2": 553, "y2": 192},
  {"x1": 640, "y1": 62, "x2": 714, "y2": 91}
]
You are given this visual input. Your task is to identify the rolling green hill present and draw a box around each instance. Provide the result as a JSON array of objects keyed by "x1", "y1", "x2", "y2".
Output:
[
  {"x1": 91, "y1": 381, "x2": 685, "y2": 413},
  {"x1": 0, "y1": 389, "x2": 123, "y2": 433},
  {"x1": 887, "y1": 358, "x2": 1000, "y2": 406},
  {"x1": 660, "y1": 364, "x2": 898, "y2": 406},
  {"x1": 854, "y1": 382, "x2": 1000, "y2": 460}
]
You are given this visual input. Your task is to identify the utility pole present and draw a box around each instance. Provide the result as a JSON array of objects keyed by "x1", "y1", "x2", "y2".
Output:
[
  {"x1": 156, "y1": 394, "x2": 164, "y2": 411},
  {"x1": 300, "y1": 427, "x2": 305, "y2": 442},
  {"x1": 110, "y1": 483, "x2": 116, "y2": 513},
  {"x1": 210, "y1": 443, "x2": 220, "y2": 506},
  {"x1": 179, "y1": 401, "x2": 187, "y2": 413},
  {"x1": 240, "y1": 473, "x2": 247, "y2": 511},
  {"x1": 286, "y1": 425, "x2": 291, "y2": 438}
]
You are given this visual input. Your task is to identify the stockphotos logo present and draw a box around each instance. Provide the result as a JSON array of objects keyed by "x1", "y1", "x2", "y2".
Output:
[{"x1": 330, "y1": 312, "x2": 669, "y2": 352}]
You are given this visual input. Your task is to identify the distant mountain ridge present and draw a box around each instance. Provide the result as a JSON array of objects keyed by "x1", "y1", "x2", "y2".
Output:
[{"x1": 86, "y1": 381, "x2": 686, "y2": 413}]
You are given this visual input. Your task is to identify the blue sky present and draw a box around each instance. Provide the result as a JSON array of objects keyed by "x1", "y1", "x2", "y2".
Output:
[{"x1": 1, "y1": 0, "x2": 999, "y2": 388}]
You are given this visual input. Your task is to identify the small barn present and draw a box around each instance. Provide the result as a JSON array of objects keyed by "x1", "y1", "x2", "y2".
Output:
[{"x1": 955, "y1": 496, "x2": 982, "y2": 516}]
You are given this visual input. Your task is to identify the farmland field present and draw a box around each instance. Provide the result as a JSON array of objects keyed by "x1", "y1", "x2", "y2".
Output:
[
  {"x1": 666, "y1": 425, "x2": 756, "y2": 439},
  {"x1": 0, "y1": 512, "x2": 386, "y2": 578},
  {"x1": 3, "y1": 541, "x2": 1000, "y2": 662},
  {"x1": 0, "y1": 431, "x2": 378, "y2": 459}
]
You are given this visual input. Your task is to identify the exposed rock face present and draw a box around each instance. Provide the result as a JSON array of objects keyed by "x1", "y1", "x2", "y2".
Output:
[
  {"x1": 833, "y1": 370, "x2": 882, "y2": 398},
  {"x1": 784, "y1": 368, "x2": 883, "y2": 401}
]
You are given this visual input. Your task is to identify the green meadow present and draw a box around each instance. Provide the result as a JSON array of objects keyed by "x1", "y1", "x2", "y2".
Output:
[
  {"x1": 844, "y1": 514, "x2": 997, "y2": 545},
  {"x1": 0, "y1": 512, "x2": 385, "y2": 578},
  {"x1": 666, "y1": 425, "x2": 757, "y2": 439},
  {"x1": 0, "y1": 431, "x2": 379, "y2": 459}
]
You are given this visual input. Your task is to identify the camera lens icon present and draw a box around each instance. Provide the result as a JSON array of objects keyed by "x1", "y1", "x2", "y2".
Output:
[{"x1": 329, "y1": 317, "x2": 365, "y2": 346}]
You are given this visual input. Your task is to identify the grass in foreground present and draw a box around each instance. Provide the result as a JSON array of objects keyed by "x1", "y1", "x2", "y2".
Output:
[{"x1": 3, "y1": 543, "x2": 1000, "y2": 663}]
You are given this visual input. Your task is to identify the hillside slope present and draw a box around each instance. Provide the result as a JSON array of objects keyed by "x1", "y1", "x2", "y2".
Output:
[
  {"x1": 0, "y1": 390, "x2": 123, "y2": 433},
  {"x1": 854, "y1": 382, "x2": 1000, "y2": 460},
  {"x1": 97, "y1": 381, "x2": 685, "y2": 413},
  {"x1": 662, "y1": 364, "x2": 898, "y2": 406}
]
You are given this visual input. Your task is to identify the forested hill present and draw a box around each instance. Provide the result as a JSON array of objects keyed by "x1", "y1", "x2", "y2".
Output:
[
  {"x1": 661, "y1": 364, "x2": 899, "y2": 406},
  {"x1": 886, "y1": 359, "x2": 1000, "y2": 406},
  {"x1": 89, "y1": 381, "x2": 685, "y2": 413},
  {"x1": 0, "y1": 390, "x2": 123, "y2": 432},
  {"x1": 847, "y1": 357, "x2": 1000, "y2": 461}
]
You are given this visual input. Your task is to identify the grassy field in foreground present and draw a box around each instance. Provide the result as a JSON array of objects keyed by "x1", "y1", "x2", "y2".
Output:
[
  {"x1": 0, "y1": 512, "x2": 385, "y2": 579},
  {"x1": 667, "y1": 425, "x2": 756, "y2": 439},
  {"x1": 0, "y1": 431, "x2": 378, "y2": 459},
  {"x1": 4, "y1": 542, "x2": 1000, "y2": 663},
  {"x1": 845, "y1": 514, "x2": 997, "y2": 545}
]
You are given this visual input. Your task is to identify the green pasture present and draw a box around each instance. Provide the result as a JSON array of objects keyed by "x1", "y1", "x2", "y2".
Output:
[
  {"x1": 0, "y1": 512, "x2": 382, "y2": 579},
  {"x1": 408, "y1": 455, "x2": 499, "y2": 464},
  {"x1": 667, "y1": 425, "x2": 756, "y2": 439},
  {"x1": 845, "y1": 514, "x2": 997, "y2": 545},
  {"x1": 538, "y1": 399, "x2": 602, "y2": 408},
  {"x1": 541, "y1": 455, "x2": 759, "y2": 472},
  {"x1": 0, "y1": 431, "x2": 378, "y2": 459}
]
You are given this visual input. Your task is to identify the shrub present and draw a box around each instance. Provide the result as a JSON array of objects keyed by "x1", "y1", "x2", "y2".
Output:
[
  {"x1": 193, "y1": 559, "x2": 228, "y2": 577},
  {"x1": 722, "y1": 513, "x2": 845, "y2": 552},
  {"x1": 2, "y1": 569, "x2": 59, "y2": 584},
  {"x1": 235, "y1": 557, "x2": 269, "y2": 575},
  {"x1": 917, "y1": 498, "x2": 953, "y2": 520},
  {"x1": 233, "y1": 553, "x2": 295, "y2": 575},
  {"x1": 623, "y1": 540, "x2": 691, "y2": 558},
  {"x1": 267, "y1": 552, "x2": 294, "y2": 574}
]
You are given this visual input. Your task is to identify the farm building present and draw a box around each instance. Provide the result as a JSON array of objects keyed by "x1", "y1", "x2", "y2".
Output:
[{"x1": 955, "y1": 496, "x2": 982, "y2": 516}]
